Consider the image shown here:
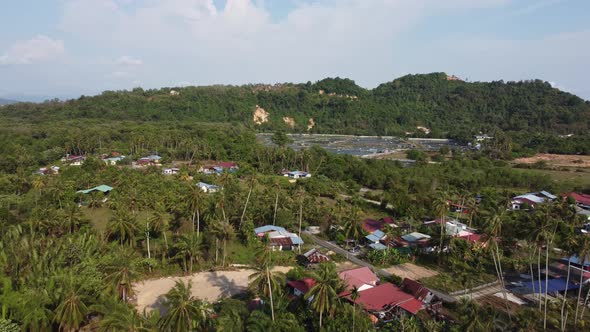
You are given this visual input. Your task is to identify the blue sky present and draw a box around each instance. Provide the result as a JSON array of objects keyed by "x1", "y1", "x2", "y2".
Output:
[{"x1": 0, "y1": 0, "x2": 589, "y2": 101}]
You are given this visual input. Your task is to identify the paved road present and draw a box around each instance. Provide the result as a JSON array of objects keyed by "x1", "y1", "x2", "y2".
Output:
[{"x1": 304, "y1": 231, "x2": 457, "y2": 303}]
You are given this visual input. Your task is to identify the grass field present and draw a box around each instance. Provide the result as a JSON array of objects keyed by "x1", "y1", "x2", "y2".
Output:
[{"x1": 513, "y1": 168, "x2": 590, "y2": 189}]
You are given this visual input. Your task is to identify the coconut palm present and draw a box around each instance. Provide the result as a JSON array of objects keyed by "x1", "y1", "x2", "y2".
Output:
[
  {"x1": 104, "y1": 248, "x2": 139, "y2": 303},
  {"x1": 433, "y1": 192, "x2": 449, "y2": 260},
  {"x1": 107, "y1": 208, "x2": 139, "y2": 246},
  {"x1": 18, "y1": 289, "x2": 53, "y2": 332},
  {"x1": 173, "y1": 232, "x2": 203, "y2": 274},
  {"x1": 574, "y1": 236, "x2": 590, "y2": 326},
  {"x1": 485, "y1": 208, "x2": 511, "y2": 320},
  {"x1": 158, "y1": 280, "x2": 213, "y2": 332},
  {"x1": 218, "y1": 221, "x2": 234, "y2": 267},
  {"x1": 97, "y1": 299, "x2": 154, "y2": 332},
  {"x1": 350, "y1": 285, "x2": 360, "y2": 332},
  {"x1": 54, "y1": 288, "x2": 88, "y2": 332},
  {"x1": 304, "y1": 263, "x2": 343, "y2": 328},
  {"x1": 188, "y1": 185, "x2": 206, "y2": 236},
  {"x1": 240, "y1": 175, "x2": 256, "y2": 226}
]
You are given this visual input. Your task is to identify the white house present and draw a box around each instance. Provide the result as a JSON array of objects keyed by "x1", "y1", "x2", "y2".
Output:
[
  {"x1": 196, "y1": 182, "x2": 219, "y2": 193},
  {"x1": 510, "y1": 191, "x2": 556, "y2": 210},
  {"x1": 163, "y1": 168, "x2": 180, "y2": 175},
  {"x1": 103, "y1": 156, "x2": 126, "y2": 165},
  {"x1": 283, "y1": 170, "x2": 311, "y2": 179}
]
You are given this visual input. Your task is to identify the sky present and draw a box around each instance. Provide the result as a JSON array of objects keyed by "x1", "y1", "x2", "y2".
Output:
[{"x1": 0, "y1": 0, "x2": 589, "y2": 101}]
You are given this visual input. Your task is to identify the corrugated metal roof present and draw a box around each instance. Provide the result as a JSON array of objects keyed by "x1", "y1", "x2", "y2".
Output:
[
  {"x1": 254, "y1": 225, "x2": 287, "y2": 234},
  {"x1": 369, "y1": 243, "x2": 387, "y2": 250},
  {"x1": 77, "y1": 184, "x2": 113, "y2": 194}
]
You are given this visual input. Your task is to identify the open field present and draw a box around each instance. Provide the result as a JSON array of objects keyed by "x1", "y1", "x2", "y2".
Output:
[
  {"x1": 513, "y1": 153, "x2": 590, "y2": 168},
  {"x1": 133, "y1": 266, "x2": 292, "y2": 313},
  {"x1": 513, "y1": 168, "x2": 590, "y2": 188},
  {"x1": 384, "y1": 263, "x2": 439, "y2": 280}
]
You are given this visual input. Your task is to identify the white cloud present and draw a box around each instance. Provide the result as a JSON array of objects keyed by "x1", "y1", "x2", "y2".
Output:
[
  {"x1": 115, "y1": 55, "x2": 143, "y2": 66},
  {"x1": 0, "y1": 35, "x2": 65, "y2": 65}
]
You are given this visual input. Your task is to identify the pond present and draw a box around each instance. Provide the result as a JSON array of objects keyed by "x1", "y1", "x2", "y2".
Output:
[{"x1": 256, "y1": 133, "x2": 466, "y2": 157}]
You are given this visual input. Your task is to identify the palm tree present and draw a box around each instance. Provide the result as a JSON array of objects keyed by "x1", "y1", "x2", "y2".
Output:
[
  {"x1": 485, "y1": 209, "x2": 512, "y2": 320},
  {"x1": 433, "y1": 192, "x2": 449, "y2": 261},
  {"x1": 272, "y1": 181, "x2": 281, "y2": 226},
  {"x1": 158, "y1": 280, "x2": 213, "y2": 332},
  {"x1": 54, "y1": 289, "x2": 88, "y2": 332},
  {"x1": 350, "y1": 285, "x2": 360, "y2": 332},
  {"x1": 173, "y1": 233, "x2": 203, "y2": 274},
  {"x1": 104, "y1": 249, "x2": 139, "y2": 303},
  {"x1": 188, "y1": 185, "x2": 205, "y2": 236},
  {"x1": 218, "y1": 221, "x2": 234, "y2": 267},
  {"x1": 304, "y1": 263, "x2": 342, "y2": 329},
  {"x1": 107, "y1": 208, "x2": 139, "y2": 246},
  {"x1": 18, "y1": 290, "x2": 53, "y2": 332},
  {"x1": 61, "y1": 203, "x2": 86, "y2": 234},
  {"x1": 248, "y1": 238, "x2": 285, "y2": 322},
  {"x1": 574, "y1": 236, "x2": 590, "y2": 326},
  {"x1": 149, "y1": 207, "x2": 170, "y2": 254},
  {"x1": 98, "y1": 299, "x2": 154, "y2": 332},
  {"x1": 240, "y1": 175, "x2": 256, "y2": 226}
]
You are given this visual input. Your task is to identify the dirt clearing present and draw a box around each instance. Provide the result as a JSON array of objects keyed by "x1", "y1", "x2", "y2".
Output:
[
  {"x1": 513, "y1": 153, "x2": 590, "y2": 168},
  {"x1": 133, "y1": 266, "x2": 292, "y2": 313},
  {"x1": 384, "y1": 263, "x2": 439, "y2": 280}
]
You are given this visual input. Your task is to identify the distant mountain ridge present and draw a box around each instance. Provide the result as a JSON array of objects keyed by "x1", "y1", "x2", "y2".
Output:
[
  {"x1": 1, "y1": 72, "x2": 589, "y2": 153},
  {"x1": 0, "y1": 98, "x2": 19, "y2": 106}
]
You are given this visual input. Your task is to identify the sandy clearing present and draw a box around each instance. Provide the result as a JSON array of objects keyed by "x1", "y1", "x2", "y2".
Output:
[
  {"x1": 513, "y1": 153, "x2": 590, "y2": 168},
  {"x1": 384, "y1": 263, "x2": 439, "y2": 280},
  {"x1": 133, "y1": 266, "x2": 292, "y2": 313}
]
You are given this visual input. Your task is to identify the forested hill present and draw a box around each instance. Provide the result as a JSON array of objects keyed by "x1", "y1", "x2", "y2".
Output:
[{"x1": 2, "y1": 72, "x2": 589, "y2": 147}]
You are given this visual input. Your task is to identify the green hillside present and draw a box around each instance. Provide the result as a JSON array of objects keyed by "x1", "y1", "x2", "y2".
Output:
[{"x1": 2, "y1": 73, "x2": 589, "y2": 154}]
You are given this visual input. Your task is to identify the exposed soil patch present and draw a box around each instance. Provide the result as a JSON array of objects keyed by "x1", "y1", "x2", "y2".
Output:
[
  {"x1": 133, "y1": 266, "x2": 292, "y2": 312},
  {"x1": 384, "y1": 263, "x2": 439, "y2": 280},
  {"x1": 513, "y1": 153, "x2": 590, "y2": 168}
]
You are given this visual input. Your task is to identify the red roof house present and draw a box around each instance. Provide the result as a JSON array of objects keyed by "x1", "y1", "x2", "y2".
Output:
[
  {"x1": 401, "y1": 278, "x2": 434, "y2": 304},
  {"x1": 563, "y1": 192, "x2": 590, "y2": 208},
  {"x1": 362, "y1": 219, "x2": 384, "y2": 233},
  {"x1": 339, "y1": 267, "x2": 379, "y2": 294},
  {"x1": 287, "y1": 278, "x2": 316, "y2": 297},
  {"x1": 346, "y1": 283, "x2": 423, "y2": 315}
]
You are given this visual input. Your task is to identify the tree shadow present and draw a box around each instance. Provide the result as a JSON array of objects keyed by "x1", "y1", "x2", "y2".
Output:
[{"x1": 206, "y1": 272, "x2": 246, "y2": 299}]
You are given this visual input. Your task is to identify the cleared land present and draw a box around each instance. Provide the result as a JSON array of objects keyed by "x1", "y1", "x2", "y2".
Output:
[
  {"x1": 384, "y1": 263, "x2": 439, "y2": 280},
  {"x1": 513, "y1": 153, "x2": 590, "y2": 168},
  {"x1": 133, "y1": 266, "x2": 292, "y2": 313}
]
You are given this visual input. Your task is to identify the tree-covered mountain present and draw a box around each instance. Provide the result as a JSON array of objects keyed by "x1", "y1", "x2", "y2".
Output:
[{"x1": 2, "y1": 73, "x2": 589, "y2": 153}]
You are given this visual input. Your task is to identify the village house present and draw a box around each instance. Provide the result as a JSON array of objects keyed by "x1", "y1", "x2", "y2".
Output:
[
  {"x1": 422, "y1": 217, "x2": 485, "y2": 245},
  {"x1": 76, "y1": 185, "x2": 113, "y2": 204},
  {"x1": 282, "y1": 170, "x2": 311, "y2": 179},
  {"x1": 62, "y1": 154, "x2": 86, "y2": 166},
  {"x1": 34, "y1": 166, "x2": 60, "y2": 175},
  {"x1": 339, "y1": 267, "x2": 379, "y2": 294},
  {"x1": 103, "y1": 155, "x2": 125, "y2": 165},
  {"x1": 136, "y1": 154, "x2": 162, "y2": 167},
  {"x1": 287, "y1": 278, "x2": 316, "y2": 298},
  {"x1": 563, "y1": 192, "x2": 590, "y2": 210},
  {"x1": 199, "y1": 162, "x2": 239, "y2": 175},
  {"x1": 254, "y1": 225, "x2": 304, "y2": 251},
  {"x1": 344, "y1": 282, "x2": 424, "y2": 322},
  {"x1": 297, "y1": 248, "x2": 330, "y2": 267},
  {"x1": 162, "y1": 168, "x2": 180, "y2": 175},
  {"x1": 196, "y1": 182, "x2": 219, "y2": 193},
  {"x1": 510, "y1": 190, "x2": 556, "y2": 210},
  {"x1": 391, "y1": 232, "x2": 432, "y2": 250}
]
